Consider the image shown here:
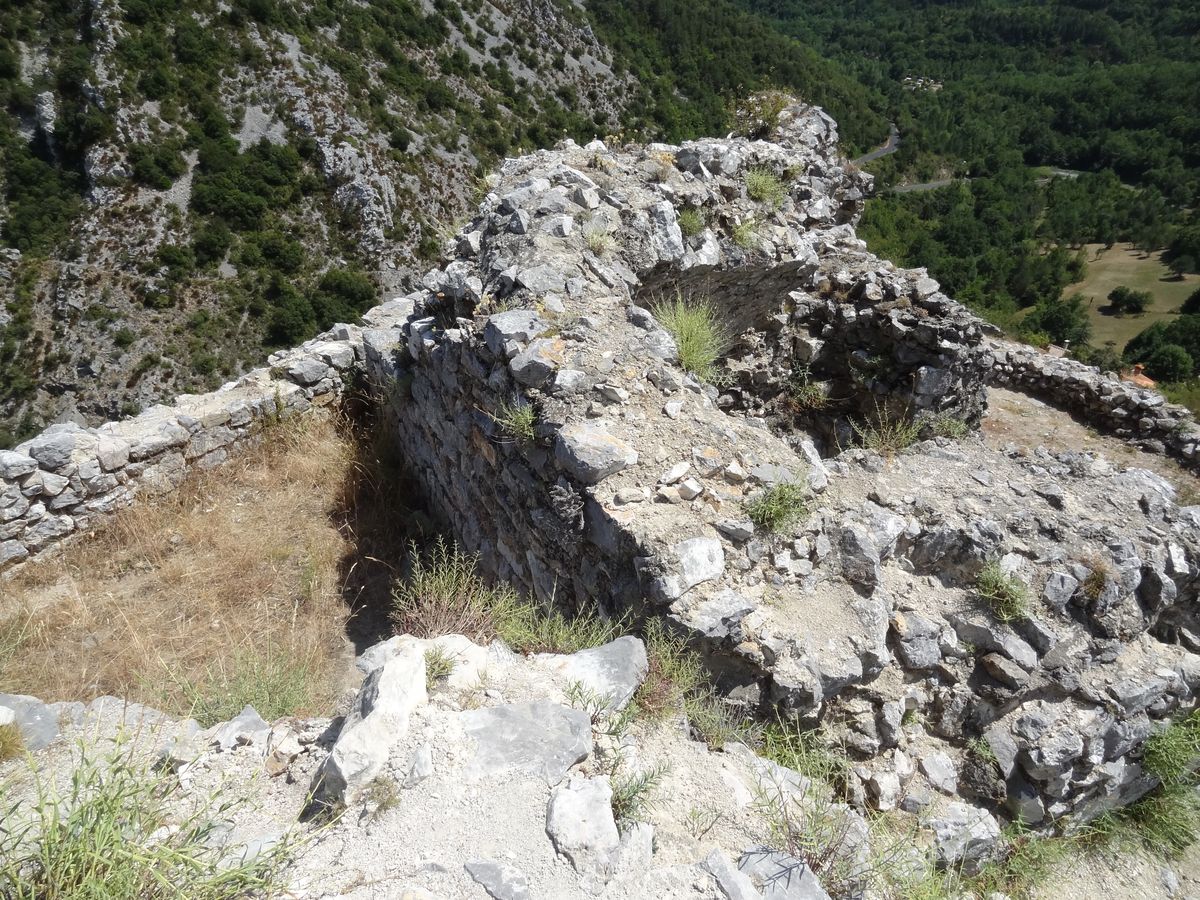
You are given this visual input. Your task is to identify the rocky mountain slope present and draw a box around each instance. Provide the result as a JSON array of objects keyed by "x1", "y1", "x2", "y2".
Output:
[{"x1": 0, "y1": 0, "x2": 635, "y2": 442}]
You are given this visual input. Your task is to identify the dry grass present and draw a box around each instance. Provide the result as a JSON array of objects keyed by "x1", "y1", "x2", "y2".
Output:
[
  {"x1": 0, "y1": 413, "x2": 357, "y2": 723},
  {"x1": 1061, "y1": 242, "x2": 1200, "y2": 349}
]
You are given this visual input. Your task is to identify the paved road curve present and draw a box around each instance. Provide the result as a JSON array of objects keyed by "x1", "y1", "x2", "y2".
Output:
[{"x1": 851, "y1": 123, "x2": 899, "y2": 166}]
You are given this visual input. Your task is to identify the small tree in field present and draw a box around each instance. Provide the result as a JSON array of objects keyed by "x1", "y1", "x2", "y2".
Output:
[
  {"x1": 1183, "y1": 286, "x2": 1200, "y2": 316},
  {"x1": 1107, "y1": 285, "x2": 1152, "y2": 316}
]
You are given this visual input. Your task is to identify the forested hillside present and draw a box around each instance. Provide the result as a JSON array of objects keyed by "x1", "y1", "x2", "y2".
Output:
[
  {"x1": 2, "y1": 0, "x2": 1199, "y2": 443},
  {"x1": 736, "y1": 0, "x2": 1200, "y2": 392}
]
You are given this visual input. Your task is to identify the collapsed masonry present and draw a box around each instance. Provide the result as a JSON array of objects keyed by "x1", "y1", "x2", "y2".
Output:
[{"x1": 3, "y1": 103, "x2": 1199, "y2": 866}]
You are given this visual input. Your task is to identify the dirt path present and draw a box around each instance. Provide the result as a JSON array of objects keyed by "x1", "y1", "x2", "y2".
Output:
[
  {"x1": 1032, "y1": 841, "x2": 1200, "y2": 900},
  {"x1": 983, "y1": 387, "x2": 1199, "y2": 498}
]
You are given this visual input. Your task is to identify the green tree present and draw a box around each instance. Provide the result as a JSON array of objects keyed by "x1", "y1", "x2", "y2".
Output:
[
  {"x1": 1144, "y1": 344, "x2": 1194, "y2": 382},
  {"x1": 1022, "y1": 294, "x2": 1092, "y2": 346},
  {"x1": 1107, "y1": 285, "x2": 1152, "y2": 316},
  {"x1": 1182, "y1": 287, "x2": 1200, "y2": 316}
]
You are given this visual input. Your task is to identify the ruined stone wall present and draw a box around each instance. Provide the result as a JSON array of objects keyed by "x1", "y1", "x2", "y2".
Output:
[
  {"x1": 0, "y1": 331, "x2": 362, "y2": 572},
  {"x1": 991, "y1": 340, "x2": 1200, "y2": 468},
  {"x1": 4, "y1": 104, "x2": 1199, "y2": 843}
]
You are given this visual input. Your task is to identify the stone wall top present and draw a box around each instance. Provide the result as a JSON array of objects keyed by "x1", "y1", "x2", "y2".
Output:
[{"x1": 990, "y1": 339, "x2": 1199, "y2": 468}]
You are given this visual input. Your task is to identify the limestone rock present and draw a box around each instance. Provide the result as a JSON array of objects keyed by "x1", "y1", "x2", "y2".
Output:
[
  {"x1": 545, "y1": 774, "x2": 621, "y2": 872},
  {"x1": 534, "y1": 636, "x2": 648, "y2": 710},
  {"x1": 465, "y1": 859, "x2": 531, "y2": 900},
  {"x1": 460, "y1": 701, "x2": 591, "y2": 781},
  {"x1": 737, "y1": 849, "x2": 832, "y2": 900},
  {"x1": 555, "y1": 423, "x2": 638, "y2": 484},
  {"x1": 308, "y1": 645, "x2": 427, "y2": 809},
  {"x1": 926, "y1": 801, "x2": 1003, "y2": 874}
]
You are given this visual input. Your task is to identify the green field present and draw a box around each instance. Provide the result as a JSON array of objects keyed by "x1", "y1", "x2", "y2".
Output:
[{"x1": 1065, "y1": 243, "x2": 1200, "y2": 350}]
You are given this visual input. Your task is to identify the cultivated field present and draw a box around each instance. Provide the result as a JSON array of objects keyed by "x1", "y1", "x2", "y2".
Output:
[{"x1": 1065, "y1": 243, "x2": 1199, "y2": 350}]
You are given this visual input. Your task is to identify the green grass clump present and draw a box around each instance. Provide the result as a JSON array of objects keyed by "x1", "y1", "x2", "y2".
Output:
[
  {"x1": 1143, "y1": 711, "x2": 1200, "y2": 784},
  {"x1": 0, "y1": 742, "x2": 294, "y2": 898},
  {"x1": 745, "y1": 481, "x2": 808, "y2": 533},
  {"x1": 423, "y1": 646, "x2": 456, "y2": 691},
  {"x1": 391, "y1": 538, "x2": 624, "y2": 655},
  {"x1": 731, "y1": 218, "x2": 759, "y2": 250},
  {"x1": 930, "y1": 414, "x2": 970, "y2": 439},
  {"x1": 677, "y1": 208, "x2": 705, "y2": 237},
  {"x1": 744, "y1": 167, "x2": 787, "y2": 209},
  {"x1": 976, "y1": 562, "x2": 1030, "y2": 623},
  {"x1": 652, "y1": 291, "x2": 732, "y2": 383},
  {"x1": 851, "y1": 403, "x2": 921, "y2": 453},
  {"x1": 491, "y1": 396, "x2": 536, "y2": 443},
  {"x1": 583, "y1": 219, "x2": 614, "y2": 255},
  {"x1": 634, "y1": 618, "x2": 758, "y2": 749},
  {"x1": 170, "y1": 649, "x2": 320, "y2": 729},
  {"x1": 610, "y1": 760, "x2": 669, "y2": 824},
  {"x1": 0, "y1": 723, "x2": 23, "y2": 762},
  {"x1": 760, "y1": 720, "x2": 851, "y2": 792},
  {"x1": 635, "y1": 618, "x2": 706, "y2": 720},
  {"x1": 684, "y1": 690, "x2": 760, "y2": 750},
  {"x1": 1088, "y1": 784, "x2": 1200, "y2": 857}
]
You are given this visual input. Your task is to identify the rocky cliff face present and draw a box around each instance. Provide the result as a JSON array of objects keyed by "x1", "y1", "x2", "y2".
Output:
[{"x1": 0, "y1": 0, "x2": 633, "y2": 442}]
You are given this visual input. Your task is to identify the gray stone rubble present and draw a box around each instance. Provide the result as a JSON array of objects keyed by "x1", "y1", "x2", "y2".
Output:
[{"x1": 3, "y1": 100, "x2": 1200, "y2": 888}]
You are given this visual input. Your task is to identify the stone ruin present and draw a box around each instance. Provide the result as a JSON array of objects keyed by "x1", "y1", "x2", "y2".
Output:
[{"x1": 3, "y1": 101, "x2": 1200, "y2": 872}]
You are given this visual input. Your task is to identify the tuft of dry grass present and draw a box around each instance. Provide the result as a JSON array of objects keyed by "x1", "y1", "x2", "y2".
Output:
[
  {"x1": 0, "y1": 723, "x2": 23, "y2": 762},
  {"x1": 0, "y1": 413, "x2": 356, "y2": 721}
]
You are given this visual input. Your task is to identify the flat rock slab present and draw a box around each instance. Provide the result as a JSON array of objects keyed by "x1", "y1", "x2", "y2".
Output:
[
  {"x1": 738, "y1": 849, "x2": 832, "y2": 900},
  {"x1": 465, "y1": 859, "x2": 531, "y2": 900},
  {"x1": 460, "y1": 701, "x2": 591, "y2": 782},
  {"x1": 0, "y1": 693, "x2": 61, "y2": 751},
  {"x1": 555, "y1": 423, "x2": 637, "y2": 484},
  {"x1": 534, "y1": 636, "x2": 648, "y2": 710}
]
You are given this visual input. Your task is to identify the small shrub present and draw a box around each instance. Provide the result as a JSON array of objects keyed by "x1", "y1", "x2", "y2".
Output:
[
  {"x1": 423, "y1": 646, "x2": 456, "y2": 691},
  {"x1": 363, "y1": 775, "x2": 400, "y2": 821},
  {"x1": 390, "y1": 538, "x2": 623, "y2": 654},
  {"x1": 0, "y1": 741, "x2": 294, "y2": 897},
  {"x1": 491, "y1": 396, "x2": 536, "y2": 443},
  {"x1": 0, "y1": 723, "x2": 23, "y2": 761},
  {"x1": 745, "y1": 481, "x2": 808, "y2": 533},
  {"x1": 652, "y1": 291, "x2": 733, "y2": 383},
  {"x1": 684, "y1": 690, "x2": 760, "y2": 750},
  {"x1": 785, "y1": 366, "x2": 830, "y2": 411},
  {"x1": 112, "y1": 327, "x2": 137, "y2": 349},
  {"x1": 730, "y1": 89, "x2": 791, "y2": 139},
  {"x1": 610, "y1": 760, "x2": 669, "y2": 824},
  {"x1": 851, "y1": 403, "x2": 921, "y2": 453},
  {"x1": 677, "y1": 207, "x2": 705, "y2": 238},
  {"x1": 976, "y1": 563, "x2": 1030, "y2": 623},
  {"x1": 1081, "y1": 556, "x2": 1111, "y2": 602},
  {"x1": 169, "y1": 648, "x2": 320, "y2": 728},
  {"x1": 752, "y1": 761, "x2": 883, "y2": 898},
  {"x1": 744, "y1": 167, "x2": 786, "y2": 209},
  {"x1": 647, "y1": 150, "x2": 675, "y2": 183},
  {"x1": 392, "y1": 537, "x2": 526, "y2": 644},
  {"x1": 731, "y1": 218, "x2": 759, "y2": 250},
  {"x1": 583, "y1": 219, "x2": 614, "y2": 255},
  {"x1": 1143, "y1": 711, "x2": 1200, "y2": 785},
  {"x1": 929, "y1": 414, "x2": 969, "y2": 439}
]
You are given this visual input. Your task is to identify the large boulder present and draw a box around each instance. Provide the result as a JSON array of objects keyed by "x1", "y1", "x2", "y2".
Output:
[{"x1": 307, "y1": 645, "x2": 427, "y2": 811}]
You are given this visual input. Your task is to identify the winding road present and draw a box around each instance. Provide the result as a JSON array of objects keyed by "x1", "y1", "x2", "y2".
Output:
[{"x1": 851, "y1": 123, "x2": 899, "y2": 166}]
